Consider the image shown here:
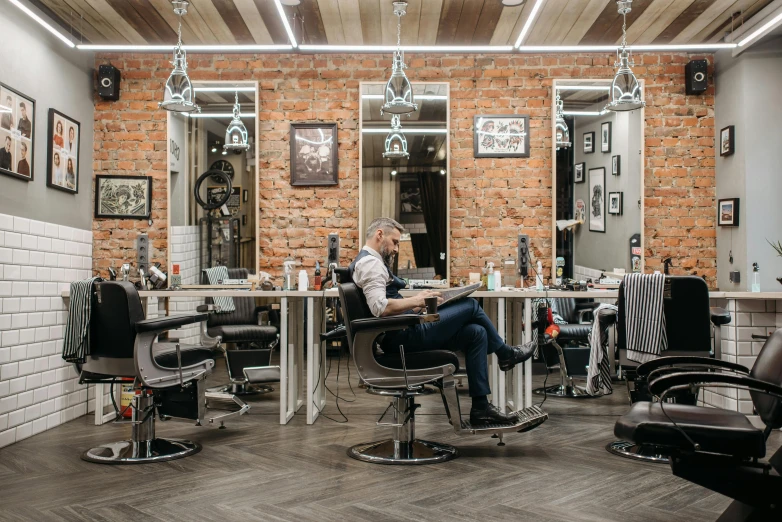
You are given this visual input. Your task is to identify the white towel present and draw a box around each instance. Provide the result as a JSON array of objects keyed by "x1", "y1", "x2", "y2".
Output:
[
  {"x1": 203, "y1": 266, "x2": 235, "y2": 313},
  {"x1": 586, "y1": 304, "x2": 617, "y2": 396},
  {"x1": 624, "y1": 273, "x2": 667, "y2": 364}
]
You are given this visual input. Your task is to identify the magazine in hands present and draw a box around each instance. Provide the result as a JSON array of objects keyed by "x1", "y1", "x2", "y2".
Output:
[{"x1": 438, "y1": 282, "x2": 482, "y2": 307}]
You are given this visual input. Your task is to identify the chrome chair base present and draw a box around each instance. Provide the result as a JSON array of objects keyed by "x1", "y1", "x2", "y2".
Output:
[
  {"x1": 533, "y1": 384, "x2": 595, "y2": 398},
  {"x1": 81, "y1": 438, "x2": 201, "y2": 465},
  {"x1": 606, "y1": 440, "x2": 670, "y2": 463},
  {"x1": 208, "y1": 382, "x2": 273, "y2": 396},
  {"x1": 348, "y1": 439, "x2": 458, "y2": 465}
]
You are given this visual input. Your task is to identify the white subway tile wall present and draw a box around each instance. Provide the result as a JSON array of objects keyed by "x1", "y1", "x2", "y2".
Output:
[
  {"x1": 168, "y1": 226, "x2": 201, "y2": 344},
  {"x1": 0, "y1": 213, "x2": 94, "y2": 449},
  {"x1": 400, "y1": 223, "x2": 427, "y2": 234}
]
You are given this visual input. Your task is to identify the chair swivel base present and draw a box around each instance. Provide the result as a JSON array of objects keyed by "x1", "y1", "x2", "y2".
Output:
[
  {"x1": 208, "y1": 382, "x2": 273, "y2": 396},
  {"x1": 606, "y1": 440, "x2": 669, "y2": 464},
  {"x1": 348, "y1": 439, "x2": 458, "y2": 465},
  {"x1": 533, "y1": 384, "x2": 595, "y2": 398},
  {"x1": 81, "y1": 438, "x2": 201, "y2": 465}
]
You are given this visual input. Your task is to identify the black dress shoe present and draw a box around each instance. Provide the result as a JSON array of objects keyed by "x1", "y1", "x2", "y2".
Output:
[
  {"x1": 498, "y1": 341, "x2": 536, "y2": 371},
  {"x1": 470, "y1": 404, "x2": 518, "y2": 426}
]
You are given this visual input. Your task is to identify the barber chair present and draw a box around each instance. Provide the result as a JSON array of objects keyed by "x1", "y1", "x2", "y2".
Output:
[
  {"x1": 614, "y1": 329, "x2": 782, "y2": 521},
  {"x1": 607, "y1": 275, "x2": 732, "y2": 462},
  {"x1": 338, "y1": 282, "x2": 548, "y2": 465},
  {"x1": 201, "y1": 268, "x2": 280, "y2": 395},
  {"x1": 78, "y1": 281, "x2": 248, "y2": 464}
]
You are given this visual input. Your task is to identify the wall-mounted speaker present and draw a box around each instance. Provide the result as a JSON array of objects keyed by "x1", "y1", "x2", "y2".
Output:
[
  {"x1": 98, "y1": 64, "x2": 121, "y2": 101},
  {"x1": 685, "y1": 59, "x2": 708, "y2": 95}
]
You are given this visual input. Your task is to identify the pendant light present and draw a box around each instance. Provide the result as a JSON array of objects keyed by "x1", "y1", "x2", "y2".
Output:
[
  {"x1": 223, "y1": 92, "x2": 250, "y2": 153},
  {"x1": 160, "y1": 1, "x2": 199, "y2": 113},
  {"x1": 605, "y1": 0, "x2": 644, "y2": 112},
  {"x1": 555, "y1": 92, "x2": 571, "y2": 150},
  {"x1": 381, "y1": 2, "x2": 417, "y2": 116},
  {"x1": 383, "y1": 115, "x2": 409, "y2": 160}
]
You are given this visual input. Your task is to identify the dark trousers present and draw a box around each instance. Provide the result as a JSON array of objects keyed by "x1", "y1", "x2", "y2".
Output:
[{"x1": 381, "y1": 298, "x2": 505, "y2": 398}]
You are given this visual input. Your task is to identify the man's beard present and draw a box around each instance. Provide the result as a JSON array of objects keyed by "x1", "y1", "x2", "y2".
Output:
[{"x1": 379, "y1": 244, "x2": 395, "y2": 270}]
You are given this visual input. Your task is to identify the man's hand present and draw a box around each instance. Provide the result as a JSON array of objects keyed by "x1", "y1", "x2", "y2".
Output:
[{"x1": 416, "y1": 290, "x2": 443, "y2": 308}]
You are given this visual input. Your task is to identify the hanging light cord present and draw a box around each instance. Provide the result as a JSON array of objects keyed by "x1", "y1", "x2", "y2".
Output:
[{"x1": 621, "y1": 9, "x2": 627, "y2": 50}]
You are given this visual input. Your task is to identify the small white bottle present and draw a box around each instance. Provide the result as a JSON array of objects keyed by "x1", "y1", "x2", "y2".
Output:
[
  {"x1": 493, "y1": 269, "x2": 502, "y2": 291},
  {"x1": 752, "y1": 263, "x2": 760, "y2": 292},
  {"x1": 535, "y1": 260, "x2": 544, "y2": 290},
  {"x1": 298, "y1": 269, "x2": 308, "y2": 291}
]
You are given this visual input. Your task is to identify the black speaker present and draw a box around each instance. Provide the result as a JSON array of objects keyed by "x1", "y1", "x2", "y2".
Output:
[
  {"x1": 98, "y1": 64, "x2": 121, "y2": 101},
  {"x1": 685, "y1": 59, "x2": 707, "y2": 95}
]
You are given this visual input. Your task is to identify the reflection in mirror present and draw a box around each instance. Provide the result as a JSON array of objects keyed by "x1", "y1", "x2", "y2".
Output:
[
  {"x1": 360, "y1": 82, "x2": 449, "y2": 284},
  {"x1": 168, "y1": 81, "x2": 258, "y2": 283},
  {"x1": 553, "y1": 80, "x2": 644, "y2": 283}
]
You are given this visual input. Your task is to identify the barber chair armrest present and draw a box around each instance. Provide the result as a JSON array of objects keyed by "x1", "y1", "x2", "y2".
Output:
[
  {"x1": 638, "y1": 356, "x2": 749, "y2": 380},
  {"x1": 649, "y1": 371, "x2": 782, "y2": 401},
  {"x1": 351, "y1": 313, "x2": 439, "y2": 334},
  {"x1": 136, "y1": 312, "x2": 210, "y2": 334},
  {"x1": 710, "y1": 307, "x2": 731, "y2": 326},
  {"x1": 196, "y1": 304, "x2": 220, "y2": 313},
  {"x1": 320, "y1": 325, "x2": 347, "y2": 342}
]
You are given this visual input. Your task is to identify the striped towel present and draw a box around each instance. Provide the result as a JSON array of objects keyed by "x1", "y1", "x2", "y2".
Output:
[
  {"x1": 203, "y1": 266, "x2": 235, "y2": 313},
  {"x1": 62, "y1": 277, "x2": 100, "y2": 364},
  {"x1": 586, "y1": 304, "x2": 618, "y2": 396},
  {"x1": 624, "y1": 273, "x2": 667, "y2": 364}
]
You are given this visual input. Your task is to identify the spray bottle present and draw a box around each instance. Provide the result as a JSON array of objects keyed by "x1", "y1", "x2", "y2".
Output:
[
  {"x1": 752, "y1": 262, "x2": 760, "y2": 292},
  {"x1": 313, "y1": 261, "x2": 322, "y2": 291},
  {"x1": 283, "y1": 257, "x2": 297, "y2": 291},
  {"x1": 481, "y1": 261, "x2": 488, "y2": 288},
  {"x1": 487, "y1": 262, "x2": 495, "y2": 291}
]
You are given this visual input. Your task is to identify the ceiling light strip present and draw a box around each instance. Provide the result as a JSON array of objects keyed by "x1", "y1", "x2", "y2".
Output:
[
  {"x1": 738, "y1": 12, "x2": 782, "y2": 47},
  {"x1": 514, "y1": 0, "x2": 546, "y2": 48},
  {"x1": 517, "y1": 44, "x2": 736, "y2": 52},
  {"x1": 274, "y1": 0, "x2": 298, "y2": 48},
  {"x1": 299, "y1": 45, "x2": 514, "y2": 53},
  {"x1": 194, "y1": 87, "x2": 256, "y2": 92},
  {"x1": 555, "y1": 86, "x2": 611, "y2": 91},
  {"x1": 9, "y1": 0, "x2": 75, "y2": 48},
  {"x1": 363, "y1": 128, "x2": 447, "y2": 134},
  {"x1": 186, "y1": 113, "x2": 255, "y2": 118},
  {"x1": 77, "y1": 44, "x2": 293, "y2": 52},
  {"x1": 562, "y1": 110, "x2": 608, "y2": 116},
  {"x1": 362, "y1": 94, "x2": 447, "y2": 100}
]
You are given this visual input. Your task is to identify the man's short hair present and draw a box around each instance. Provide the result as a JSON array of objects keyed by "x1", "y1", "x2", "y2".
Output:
[
  {"x1": 366, "y1": 217, "x2": 404, "y2": 240},
  {"x1": 20, "y1": 142, "x2": 26, "y2": 152}
]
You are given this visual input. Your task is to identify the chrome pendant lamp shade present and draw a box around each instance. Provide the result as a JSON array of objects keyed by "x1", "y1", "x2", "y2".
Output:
[
  {"x1": 606, "y1": 1, "x2": 644, "y2": 113},
  {"x1": 160, "y1": 1, "x2": 199, "y2": 113},
  {"x1": 224, "y1": 92, "x2": 250, "y2": 153},
  {"x1": 381, "y1": 2, "x2": 417, "y2": 116},
  {"x1": 383, "y1": 115, "x2": 409, "y2": 160},
  {"x1": 555, "y1": 93, "x2": 571, "y2": 149}
]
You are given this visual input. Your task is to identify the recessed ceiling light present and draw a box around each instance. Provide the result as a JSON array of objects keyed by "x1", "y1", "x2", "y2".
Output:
[
  {"x1": 280, "y1": 0, "x2": 301, "y2": 5},
  {"x1": 221, "y1": 150, "x2": 227, "y2": 156},
  {"x1": 439, "y1": 169, "x2": 446, "y2": 175},
  {"x1": 391, "y1": 170, "x2": 397, "y2": 176},
  {"x1": 502, "y1": 0, "x2": 526, "y2": 5},
  {"x1": 211, "y1": 146, "x2": 217, "y2": 153}
]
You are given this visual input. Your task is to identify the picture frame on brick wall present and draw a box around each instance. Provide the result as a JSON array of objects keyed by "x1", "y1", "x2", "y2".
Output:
[
  {"x1": 473, "y1": 115, "x2": 530, "y2": 158},
  {"x1": 720, "y1": 125, "x2": 735, "y2": 156},
  {"x1": 0, "y1": 82, "x2": 35, "y2": 182},
  {"x1": 46, "y1": 109, "x2": 80, "y2": 194},
  {"x1": 718, "y1": 198, "x2": 739, "y2": 227},
  {"x1": 583, "y1": 131, "x2": 594, "y2": 154},
  {"x1": 290, "y1": 123, "x2": 338, "y2": 186},
  {"x1": 94, "y1": 175, "x2": 153, "y2": 219}
]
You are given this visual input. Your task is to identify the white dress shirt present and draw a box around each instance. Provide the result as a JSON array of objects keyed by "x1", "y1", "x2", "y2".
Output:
[{"x1": 353, "y1": 245, "x2": 392, "y2": 317}]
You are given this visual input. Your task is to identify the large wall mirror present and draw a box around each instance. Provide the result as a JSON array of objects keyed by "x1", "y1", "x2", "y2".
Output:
[
  {"x1": 167, "y1": 80, "x2": 259, "y2": 284},
  {"x1": 552, "y1": 79, "x2": 645, "y2": 282},
  {"x1": 359, "y1": 82, "x2": 450, "y2": 284}
]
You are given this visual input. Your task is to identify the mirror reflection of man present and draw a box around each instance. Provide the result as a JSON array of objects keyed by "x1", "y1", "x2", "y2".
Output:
[
  {"x1": 16, "y1": 141, "x2": 29, "y2": 176},
  {"x1": 17, "y1": 102, "x2": 31, "y2": 138},
  {"x1": 0, "y1": 136, "x2": 12, "y2": 170},
  {"x1": 1, "y1": 96, "x2": 13, "y2": 130}
]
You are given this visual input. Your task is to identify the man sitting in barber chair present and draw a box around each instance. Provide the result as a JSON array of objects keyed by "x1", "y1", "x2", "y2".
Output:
[{"x1": 350, "y1": 217, "x2": 535, "y2": 426}]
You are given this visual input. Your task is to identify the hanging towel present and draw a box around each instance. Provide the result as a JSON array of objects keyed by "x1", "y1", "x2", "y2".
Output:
[
  {"x1": 203, "y1": 266, "x2": 235, "y2": 313},
  {"x1": 624, "y1": 273, "x2": 667, "y2": 364},
  {"x1": 586, "y1": 303, "x2": 618, "y2": 396},
  {"x1": 62, "y1": 277, "x2": 101, "y2": 364}
]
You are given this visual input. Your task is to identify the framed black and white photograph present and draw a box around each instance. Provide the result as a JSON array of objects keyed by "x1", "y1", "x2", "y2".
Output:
[
  {"x1": 0, "y1": 82, "x2": 35, "y2": 182},
  {"x1": 720, "y1": 125, "x2": 734, "y2": 157},
  {"x1": 583, "y1": 131, "x2": 594, "y2": 154},
  {"x1": 290, "y1": 123, "x2": 338, "y2": 186},
  {"x1": 718, "y1": 198, "x2": 739, "y2": 227},
  {"x1": 208, "y1": 185, "x2": 241, "y2": 216},
  {"x1": 95, "y1": 175, "x2": 152, "y2": 219},
  {"x1": 608, "y1": 191, "x2": 623, "y2": 215},
  {"x1": 474, "y1": 115, "x2": 530, "y2": 158},
  {"x1": 399, "y1": 181, "x2": 423, "y2": 216},
  {"x1": 574, "y1": 162, "x2": 585, "y2": 183},
  {"x1": 612, "y1": 155, "x2": 620, "y2": 176},
  {"x1": 588, "y1": 167, "x2": 605, "y2": 233},
  {"x1": 46, "y1": 109, "x2": 80, "y2": 193},
  {"x1": 601, "y1": 121, "x2": 612, "y2": 153}
]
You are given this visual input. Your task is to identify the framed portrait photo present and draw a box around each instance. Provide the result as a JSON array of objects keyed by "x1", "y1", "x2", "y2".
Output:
[
  {"x1": 574, "y1": 162, "x2": 585, "y2": 183},
  {"x1": 601, "y1": 121, "x2": 612, "y2": 153},
  {"x1": 474, "y1": 114, "x2": 530, "y2": 158},
  {"x1": 612, "y1": 155, "x2": 620, "y2": 176},
  {"x1": 290, "y1": 123, "x2": 338, "y2": 186},
  {"x1": 583, "y1": 131, "x2": 595, "y2": 154},
  {"x1": 47, "y1": 109, "x2": 80, "y2": 194},
  {"x1": 95, "y1": 175, "x2": 153, "y2": 219},
  {"x1": 720, "y1": 125, "x2": 735, "y2": 157},
  {"x1": 718, "y1": 198, "x2": 739, "y2": 227},
  {"x1": 588, "y1": 167, "x2": 606, "y2": 233},
  {"x1": 0, "y1": 82, "x2": 35, "y2": 182},
  {"x1": 608, "y1": 191, "x2": 623, "y2": 215}
]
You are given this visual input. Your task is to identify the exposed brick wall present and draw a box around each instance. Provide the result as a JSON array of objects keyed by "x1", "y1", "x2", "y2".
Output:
[{"x1": 92, "y1": 52, "x2": 716, "y2": 286}]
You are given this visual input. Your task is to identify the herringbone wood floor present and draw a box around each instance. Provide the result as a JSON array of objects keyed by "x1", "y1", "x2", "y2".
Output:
[{"x1": 1, "y1": 357, "x2": 777, "y2": 522}]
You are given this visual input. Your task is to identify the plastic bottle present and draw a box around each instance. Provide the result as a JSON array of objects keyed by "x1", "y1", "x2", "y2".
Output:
[
  {"x1": 298, "y1": 270, "x2": 308, "y2": 291},
  {"x1": 313, "y1": 261, "x2": 322, "y2": 291},
  {"x1": 487, "y1": 262, "x2": 495, "y2": 291},
  {"x1": 481, "y1": 261, "x2": 488, "y2": 288},
  {"x1": 493, "y1": 268, "x2": 501, "y2": 291},
  {"x1": 752, "y1": 263, "x2": 760, "y2": 292}
]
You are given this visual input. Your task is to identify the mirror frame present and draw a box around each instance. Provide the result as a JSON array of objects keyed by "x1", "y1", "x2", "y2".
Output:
[
  {"x1": 358, "y1": 81, "x2": 451, "y2": 284},
  {"x1": 166, "y1": 79, "x2": 260, "y2": 280},
  {"x1": 550, "y1": 78, "x2": 646, "y2": 277}
]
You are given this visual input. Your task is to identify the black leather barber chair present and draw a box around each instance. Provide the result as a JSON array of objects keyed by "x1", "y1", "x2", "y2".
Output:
[
  {"x1": 338, "y1": 282, "x2": 548, "y2": 465},
  {"x1": 614, "y1": 329, "x2": 782, "y2": 521},
  {"x1": 78, "y1": 281, "x2": 248, "y2": 464},
  {"x1": 607, "y1": 275, "x2": 732, "y2": 462},
  {"x1": 201, "y1": 268, "x2": 280, "y2": 395}
]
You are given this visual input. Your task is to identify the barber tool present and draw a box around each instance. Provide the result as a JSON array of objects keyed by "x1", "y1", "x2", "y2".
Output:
[
  {"x1": 565, "y1": 279, "x2": 588, "y2": 291},
  {"x1": 108, "y1": 267, "x2": 117, "y2": 281},
  {"x1": 487, "y1": 262, "x2": 495, "y2": 291},
  {"x1": 752, "y1": 263, "x2": 760, "y2": 292},
  {"x1": 138, "y1": 267, "x2": 147, "y2": 290},
  {"x1": 148, "y1": 263, "x2": 167, "y2": 289},
  {"x1": 121, "y1": 263, "x2": 131, "y2": 282},
  {"x1": 663, "y1": 258, "x2": 673, "y2": 275},
  {"x1": 313, "y1": 261, "x2": 322, "y2": 291},
  {"x1": 328, "y1": 262, "x2": 338, "y2": 287}
]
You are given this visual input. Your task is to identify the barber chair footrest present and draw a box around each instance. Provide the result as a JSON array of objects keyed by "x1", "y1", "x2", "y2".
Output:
[
  {"x1": 532, "y1": 384, "x2": 596, "y2": 399},
  {"x1": 347, "y1": 439, "x2": 458, "y2": 465},
  {"x1": 208, "y1": 382, "x2": 274, "y2": 396},
  {"x1": 243, "y1": 365, "x2": 281, "y2": 384},
  {"x1": 605, "y1": 440, "x2": 670, "y2": 464},
  {"x1": 458, "y1": 406, "x2": 549, "y2": 435},
  {"x1": 81, "y1": 438, "x2": 201, "y2": 465}
]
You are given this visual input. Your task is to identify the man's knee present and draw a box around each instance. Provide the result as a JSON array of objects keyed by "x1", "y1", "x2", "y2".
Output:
[{"x1": 461, "y1": 324, "x2": 487, "y2": 345}]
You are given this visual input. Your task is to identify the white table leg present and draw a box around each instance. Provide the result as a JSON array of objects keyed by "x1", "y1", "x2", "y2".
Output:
[
  {"x1": 279, "y1": 296, "x2": 292, "y2": 424},
  {"x1": 512, "y1": 299, "x2": 524, "y2": 412},
  {"x1": 524, "y1": 297, "x2": 532, "y2": 408},
  {"x1": 497, "y1": 297, "x2": 506, "y2": 413},
  {"x1": 306, "y1": 296, "x2": 316, "y2": 424},
  {"x1": 295, "y1": 300, "x2": 304, "y2": 413}
]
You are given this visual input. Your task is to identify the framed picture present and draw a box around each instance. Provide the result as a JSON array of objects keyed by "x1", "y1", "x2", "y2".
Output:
[
  {"x1": 612, "y1": 155, "x2": 621, "y2": 175},
  {"x1": 718, "y1": 198, "x2": 739, "y2": 227},
  {"x1": 601, "y1": 121, "x2": 612, "y2": 153},
  {"x1": 242, "y1": 189, "x2": 248, "y2": 202},
  {"x1": 574, "y1": 162, "x2": 585, "y2": 183},
  {"x1": 95, "y1": 175, "x2": 152, "y2": 219},
  {"x1": 575, "y1": 198, "x2": 586, "y2": 223},
  {"x1": 583, "y1": 131, "x2": 595, "y2": 154},
  {"x1": 208, "y1": 185, "x2": 241, "y2": 216},
  {"x1": 608, "y1": 191, "x2": 623, "y2": 215},
  {"x1": 290, "y1": 123, "x2": 338, "y2": 186},
  {"x1": 0, "y1": 82, "x2": 35, "y2": 182},
  {"x1": 588, "y1": 167, "x2": 606, "y2": 233},
  {"x1": 473, "y1": 115, "x2": 530, "y2": 158},
  {"x1": 720, "y1": 125, "x2": 734, "y2": 156},
  {"x1": 46, "y1": 109, "x2": 80, "y2": 193},
  {"x1": 399, "y1": 181, "x2": 423, "y2": 216}
]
